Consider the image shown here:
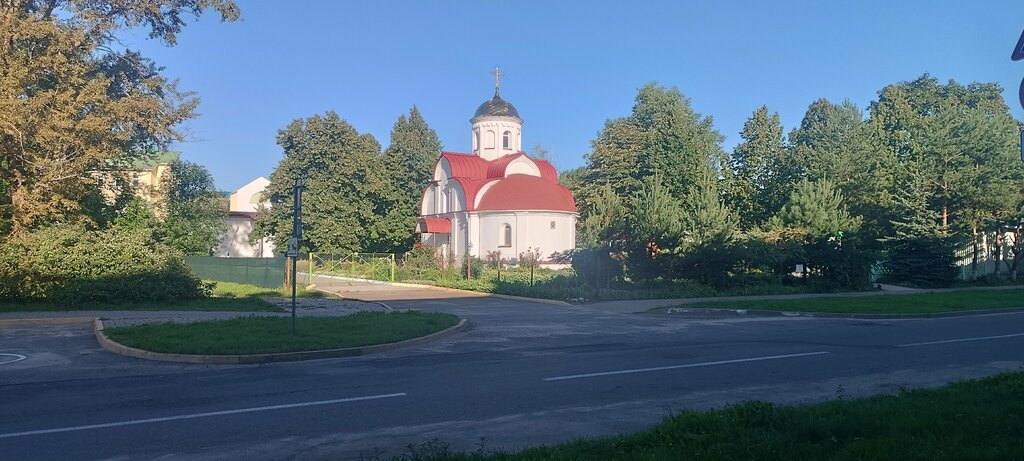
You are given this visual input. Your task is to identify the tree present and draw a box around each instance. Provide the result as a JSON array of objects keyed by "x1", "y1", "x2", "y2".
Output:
[
  {"x1": 770, "y1": 178, "x2": 862, "y2": 239},
  {"x1": 728, "y1": 106, "x2": 795, "y2": 228},
  {"x1": 157, "y1": 160, "x2": 226, "y2": 255},
  {"x1": 584, "y1": 83, "x2": 725, "y2": 200},
  {"x1": 788, "y1": 99, "x2": 892, "y2": 240},
  {"x1": 256, "y1": 112, "x2": 405, "y2": 254},
  {"x1": 383, "y1": 106, "x2": 441, "y2": 252},
  {"x1": 0, "y1": 0, "x2": 239, "y2": 235},
  {"x1": 869, "y1": 74, "x2": 1023, "y2": 235}
]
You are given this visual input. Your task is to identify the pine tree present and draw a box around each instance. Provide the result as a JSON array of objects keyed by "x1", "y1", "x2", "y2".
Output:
[
  {"x1": 585, "y1": 83, "x2": 725, "y2": 200},
  {"x1": 770, "y1": 178, "x2": 862, "y2": 239},
  {"x1": 383, "y1": 106, "x2": 441, "y2": 252},
  {"x1": 729, "y1": 106, "x2": 794, "y2": 228},
  {"x1": 680, "y1": 170, "x2": 737, "y2": 250}
]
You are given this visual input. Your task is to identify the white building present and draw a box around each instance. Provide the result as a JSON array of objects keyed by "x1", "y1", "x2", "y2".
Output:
[
  {"x1": 416, "y1": 81, "x2": 577, "y2": 264},
  {"x1": 217, "y1": 177, "x2": 276, "y2": 257}
]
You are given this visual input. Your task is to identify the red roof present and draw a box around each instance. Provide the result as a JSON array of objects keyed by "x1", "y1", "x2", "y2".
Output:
[
  {"x1": 533, "y1": 159, "x2": 558, "y2": 182},
  {"x1": 486, "y1": 152, "x2": 527, "y2": 178},
  {"x1": 439, "y1": 152, "x2": 488, "y2": 179},
  {"x1": 416, "y1": 217, "x2": 451, "y2": 234},
  {"x1": 423, "y1": 151, "x2": 576, "y2": 214},
  {"x1": 476, "y1": 174, "x2": 576, "y2": 212}
]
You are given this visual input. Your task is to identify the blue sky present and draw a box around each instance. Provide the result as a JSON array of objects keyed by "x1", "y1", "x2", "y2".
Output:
[{"x1": 129, "y1": 1, "x2": 1024, "y2": 191}]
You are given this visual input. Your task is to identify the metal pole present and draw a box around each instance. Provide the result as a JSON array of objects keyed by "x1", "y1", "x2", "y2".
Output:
[{"x1": 291, "y1": 177, "x2": 303, "y2": 336}]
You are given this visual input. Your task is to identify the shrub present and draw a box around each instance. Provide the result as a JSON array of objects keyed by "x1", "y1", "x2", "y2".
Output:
[
  {"x1": 0, "y1": 225, "x2": 209, "y2": 303},
  {"x1": 882, "y1": 236, "x2": 960, "y2": 288}
]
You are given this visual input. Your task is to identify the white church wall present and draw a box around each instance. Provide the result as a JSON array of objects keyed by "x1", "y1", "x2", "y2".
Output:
[{"x1": 476, "y1": 211, "x2": 575, "y2": 262}]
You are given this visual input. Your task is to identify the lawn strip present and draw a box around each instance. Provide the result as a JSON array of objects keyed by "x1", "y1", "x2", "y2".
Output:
[
  {"x1": 103, "y1": 311, "x2": 460, "y2": 355},
  {"x1": 0, "y1": 297, "x2": 281, "y2": 313},
  {"x1": 418, "y1": 371, "x2": 1024, "y2": 460},
  {"x1": 686, "y1": 288, "x2": 1024, "y2": 314}
]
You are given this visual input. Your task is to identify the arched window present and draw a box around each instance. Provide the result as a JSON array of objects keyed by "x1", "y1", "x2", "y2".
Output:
[
  {"x1": 486, "y1": 131, "x2": 495, "y2": 149},
  {"x1": 474, "y1": 130, "x2": 480, "y2": 152},
  {"x1": 501, "y1": 224, "x2": 512, "y2": 247},
  {"x1": 502, "y1": 131, "x2": 511, "y2": 149}
]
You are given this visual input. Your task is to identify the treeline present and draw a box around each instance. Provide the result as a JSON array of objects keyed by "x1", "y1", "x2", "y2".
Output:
[
  {"x1": 254, "y1": 108, "x2": 441, "y2": 255},
  {"x1": 560, "y1": 76, "x2": 1024, "y2": 289}
]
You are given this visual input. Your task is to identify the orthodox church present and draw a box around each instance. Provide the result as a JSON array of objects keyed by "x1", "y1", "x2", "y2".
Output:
[{"x1": 416, "y1": 72, "x2": 577, "y2": 264}]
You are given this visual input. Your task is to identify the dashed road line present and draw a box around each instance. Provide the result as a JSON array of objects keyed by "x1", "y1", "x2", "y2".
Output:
[
  {"x1": 0, "y1": 392, "x2": 407, "y2": 439},
  {"x1": 542, "y1": 351, "x2": 831, "y2": 381}
]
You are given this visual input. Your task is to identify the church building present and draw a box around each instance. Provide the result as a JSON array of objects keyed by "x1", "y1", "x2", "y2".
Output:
[{"x1": 416, "y1": 74, "x2": 577, "y2": 265}]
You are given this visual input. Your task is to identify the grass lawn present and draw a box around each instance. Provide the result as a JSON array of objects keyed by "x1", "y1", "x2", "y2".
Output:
[
  {"x1": 211, "y1": 280, "x2": 329, "y2": 299},
  {"x1": 104, "y1": 311, "x2": 460, "y2": 355},
  {"x1": 404, "y1": 371, "x2": 1024, "y2": 460},
  {"x1": 0, "y1": 281, "x2": 328, "y2": 313},
  {"x1": 685, "y1": 288, "x2": 1024, "y2": 314}
]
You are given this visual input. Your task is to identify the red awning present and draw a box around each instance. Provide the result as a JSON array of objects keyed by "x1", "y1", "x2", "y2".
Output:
[{"x1": 416, "y1": 217, "x2": 451, "y2": 234}]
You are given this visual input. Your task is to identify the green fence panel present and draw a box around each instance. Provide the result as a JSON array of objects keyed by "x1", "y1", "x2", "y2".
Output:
[{"x1": 186, "y1": 256, "x2": 287, "y2": 288}]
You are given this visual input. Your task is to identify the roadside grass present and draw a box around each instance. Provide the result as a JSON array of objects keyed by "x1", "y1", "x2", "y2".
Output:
[
  {"x1": 684, "y1": 288, "x2": 1024, "y2": 314},
  {"x1": 395, "y1": 371, "x2": 1024, "y2": 461},
  {"x1": 0, "y1": 281, "x2": 326, "y2": 313},
  {"x1": 104, "y1": 311, "x2": 460, "y2": 355},
  {"x1": 211, "y1": 280, "x2": 329, "y2": 299}
]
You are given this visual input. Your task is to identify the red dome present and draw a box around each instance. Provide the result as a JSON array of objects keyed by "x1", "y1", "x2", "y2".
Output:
[{"x1": 476, "y1": 174, "x2": 576, "y2": 212}]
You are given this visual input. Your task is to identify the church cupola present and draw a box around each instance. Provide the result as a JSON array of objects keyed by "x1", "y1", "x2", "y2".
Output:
[{"x1": 471, "y1": 66, "x2": 523, "y2": 161}]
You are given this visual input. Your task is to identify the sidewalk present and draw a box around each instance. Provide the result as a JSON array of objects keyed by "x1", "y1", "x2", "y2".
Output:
[
  {"x1": 582, "y1": 284, "x2": 1022, "y2": 314},
  {"x1": 0, "y1": 297, "x2": 387, "y2": 327}
]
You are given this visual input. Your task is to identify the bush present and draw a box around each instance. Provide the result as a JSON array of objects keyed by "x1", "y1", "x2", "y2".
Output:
[
  {"x1": 882, "y1": 236, "x2": 960, "y2": 288},
  {"x1": 0, "y1": 225, "x2": 209, "y2": 303}
]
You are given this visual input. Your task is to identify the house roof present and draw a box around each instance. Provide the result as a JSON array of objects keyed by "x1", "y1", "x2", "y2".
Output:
[
  {"x1": 429, "y1": 151, "x2": 576, "y2": 214},
  {"x1": 416, "y1": 217, "x2": 451, "y2": 234},
  {"x1": 475, "y1": 174, "x2": 576, "y2": 212}
]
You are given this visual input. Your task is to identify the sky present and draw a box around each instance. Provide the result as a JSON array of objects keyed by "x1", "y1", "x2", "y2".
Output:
[{"x1": 127, "y1": 0, "x2": 1024, "y2": 192}]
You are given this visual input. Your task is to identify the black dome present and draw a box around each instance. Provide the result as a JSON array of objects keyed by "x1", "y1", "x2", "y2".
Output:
[{"x1": 473, "y1": 90, "x2": 520, "y2": 119}]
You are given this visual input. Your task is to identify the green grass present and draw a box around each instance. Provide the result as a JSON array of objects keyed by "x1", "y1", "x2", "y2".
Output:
[
  {"x1": 686, "y1": 288, "x2": 1024, "y2": 314},
  {"x1": 0, "y1": 280, "x2": 327, "y2": 313},
  {"x1": 104, "y1": 311, "x2": 461, "y2": 355},
  {"x1": 0, "y1": 297, "x2": 281, "y2": 313},
  {"x1": 210, "y1": 280, "x2": 329, "y2": 299},
  {"x1": 396, "y1": 371, "x2": 1024, "y2": 460}
]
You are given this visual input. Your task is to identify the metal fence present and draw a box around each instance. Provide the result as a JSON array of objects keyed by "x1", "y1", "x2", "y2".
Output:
[
  {"x1": 186, "y1": 256, "x2": 287, "y2": 288},
  {"x1": 309, "y1": 253, "x2": 396, "y2": 285}
]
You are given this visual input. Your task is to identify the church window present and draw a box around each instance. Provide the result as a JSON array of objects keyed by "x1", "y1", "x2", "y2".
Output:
[
  {"x1": 486, "y1": 131, "x2": 495, "y2": 149},
  {"x1": 474, "y1": 130, "x2": 480, "y2": 152},
  {"x1": 502, "y1": 131, "x2": 511, "y2": 149},
  {"x1": 550, "y1": 221, "x2": 556, "y2": 229},
  {"x1": 501, "y1": 224, "x2": 512, "y2": 247}
]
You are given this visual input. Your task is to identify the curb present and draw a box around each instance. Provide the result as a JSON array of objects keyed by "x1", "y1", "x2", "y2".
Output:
[
  {"x1": 651, "y1": 306, "x2": 1024, "y2": 319},
  {"x1": 93, "y1": 318, "x2": 469, "y2": 364},
  {"x1": 0, "y1": 316, "x2": 97, "y2": 327}
]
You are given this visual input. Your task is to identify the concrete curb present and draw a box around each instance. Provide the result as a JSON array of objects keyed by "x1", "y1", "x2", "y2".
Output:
[
  {"x1": 651, "y1": 306, "x2": 1024, "y2": 319},
  {"x1": 93, "y1": 317, "x2": 469, "y2": 365},
  {"x1": 0, "y1": 316, "x2": 97, "y2": 327}
]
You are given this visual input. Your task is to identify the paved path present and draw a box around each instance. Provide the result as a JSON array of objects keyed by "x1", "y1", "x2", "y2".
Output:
[{"x1": 2, "y1": 281, "x2": 1023, "y2": 460}]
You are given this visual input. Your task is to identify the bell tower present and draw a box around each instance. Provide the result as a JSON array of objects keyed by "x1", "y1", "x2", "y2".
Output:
[{"x1": 471, "y1": 66, "x2": 523, "y2": 161}]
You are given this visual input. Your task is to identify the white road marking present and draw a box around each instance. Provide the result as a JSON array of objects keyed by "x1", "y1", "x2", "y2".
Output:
[
  {"x1": 542, "y1": 351, "x2": 830, "y2": 382},
  {"x1": 0, "y1": 392, "x2": 407, "y2": 439},
  {"x1": 897, "y1": 332, "x2": 1024, "y2": 348},
  {"x1": 0, "y1": 353, "x2": 27, "y2": 365}
]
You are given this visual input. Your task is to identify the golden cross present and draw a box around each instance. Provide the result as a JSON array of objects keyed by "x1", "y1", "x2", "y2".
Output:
[{"x1": 490, "y1": 65, "x2": 503, "y2": 91}]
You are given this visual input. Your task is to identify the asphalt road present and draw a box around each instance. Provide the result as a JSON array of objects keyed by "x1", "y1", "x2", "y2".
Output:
[{"x1": 2, "y1": 290, "x2": 1023, "y2": 460}]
